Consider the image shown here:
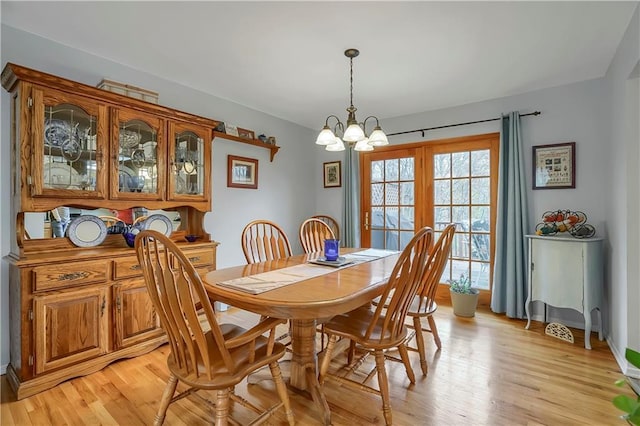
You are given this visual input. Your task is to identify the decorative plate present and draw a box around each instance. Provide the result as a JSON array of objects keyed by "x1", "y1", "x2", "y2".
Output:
[
  {"x1": 43, "y1": 162, "x2": 80, "y2": 189},
  {"x1": 142, "y1": 214, "x2": 173, "y2": 236},
  {"x1": 119, "y1": 129, "x2": 142, "y2": 148},
  {"x1": 45, "y1": 119, "x2": 78, "y2": 147},
  {"x1": 67, "y1": 215, "x2": 108, "y2": 247}
]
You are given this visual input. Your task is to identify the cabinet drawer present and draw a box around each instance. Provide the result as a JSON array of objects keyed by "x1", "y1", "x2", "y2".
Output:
[
  {"x1": 113, "y1": 257, "x2": 144, "y2": 280},
  {"x1": 32, "y1": 260, "x2": 109, "y2": 292},
  {"x1": 178, "y1": 248, "x2": 215, "y2": 269}
]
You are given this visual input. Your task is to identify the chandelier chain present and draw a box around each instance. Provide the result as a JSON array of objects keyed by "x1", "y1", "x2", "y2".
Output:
[{"x1": 349, "y1": 56, "x2": 354, "y2": 108}]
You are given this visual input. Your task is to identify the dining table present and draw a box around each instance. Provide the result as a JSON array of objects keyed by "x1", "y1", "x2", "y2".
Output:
[{"x1": 202, "y1": 248, "x2": 400, "y2": 425}]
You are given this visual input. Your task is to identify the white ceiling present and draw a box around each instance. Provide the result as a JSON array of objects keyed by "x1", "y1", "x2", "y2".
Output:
[{"x1": 2, "y1": 1, "x2": 637, "y2": 131}]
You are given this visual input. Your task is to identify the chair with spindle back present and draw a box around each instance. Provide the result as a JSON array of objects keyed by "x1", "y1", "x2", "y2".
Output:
[
  {"x1": 241, "y1": 220, "x2": 294, "y2": 351},
  {"x1": 373, "y1": 223, "x2": 456, "y2": 377},
  {"x1": 318, "y1": 226, "x2": 434, "y2": 426},
  {"x1": 299, "y1": 218, "x2": 336, "y2": 254},
  {"x1": 241, "y1": 220, "x2": 293, "y2": 264},
  {"x1": 135, "y1": 230, "x2": 294, "y2": 426},
  {"x1": 311, "y1": 214, "x2": 340, "y2": 241}
]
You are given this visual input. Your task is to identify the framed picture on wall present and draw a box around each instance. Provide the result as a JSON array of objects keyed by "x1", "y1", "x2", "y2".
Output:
[
  {"x1": 532, "y1": 142, "x2": 576, "y2": 189},
  {"x1": 323, "y1": 161, "x2": 341, "y2": 188},
  {"x1": 227, "y1": 155, "x2": 258, "y2": 189}
]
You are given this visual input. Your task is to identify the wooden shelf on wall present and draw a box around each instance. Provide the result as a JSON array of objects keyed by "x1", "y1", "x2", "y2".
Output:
[{"x1": 212, "y1": 131, "x2": 280, "y2": 162}]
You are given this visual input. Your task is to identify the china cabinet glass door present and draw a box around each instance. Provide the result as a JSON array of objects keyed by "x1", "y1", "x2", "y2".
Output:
[
  {"x1": 168, "y1": 121, "x2": 211, "y2": 202},
  {"x1": 111, "y1": 108, "x2": 165, "y2": 201},
  {"x1": 32, "y1": 87, "x2": 107, "y2": 199}
]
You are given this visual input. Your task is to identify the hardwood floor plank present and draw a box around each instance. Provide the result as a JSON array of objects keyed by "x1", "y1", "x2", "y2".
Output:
[{"x1": 1, "y1": 305, "x2": 633, "y2": 425}]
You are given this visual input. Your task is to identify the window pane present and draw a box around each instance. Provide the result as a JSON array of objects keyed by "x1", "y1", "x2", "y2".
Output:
[
  {"x1": 452, "y1": 233, "x2": 469, "y2": 259},
  {"x1": 400, "y1": 207, "x2": 414, "y2": 230},
  {"x1": 471, "y1": 234, "x2": 490, "y2": 261},
  {"x1": 452, "y1": 152, "x2": 469, "y2": 177},
  {"x1": 441, "y1": 259, "x2": 452, "y2": 283},
  {"x1": 385, "y1": 183, "x2": 399, "y2": 205},
  {"x1": 386, "y1": 207, "x2": 399, "y2": 229},
  {"x1": 451, "y1": 260, "x2": 470, "y2": 282},
  {"x1": 434, "y1": 207, "x2": 451, "y2": 227},
  {"x1": 371, "y1": 207, "x2": 384, "y2": 227},
  {"x1": 386, "y1": 231, "x2": 399, "y2": 250},
  {"x1": 434, "y1": 154, "x2": 450, "y2": 178},
  {"x1": 471, "y1": 177, "x2": 490, "y2": 204},
  {"x1": 452, "y1": 206, "x2": 469, "y2": 225},
  {"x1": 472, "y1": 261, "x2": 490, "y2": 290},
  {"x1": 400, "y1": 231, "x2": 414, "y2": 250},
  {"x1": 371, "y1": 229, "x2": 384, "y2": 249},
  {"x1": 399, "y1": 157, "x2": 414, "y2": 180},
  {"x1": 371, "y1": 160, "x2": 384, "y2": 182},
  {"x1": 471, "y1": 150, "x2": 490, "y2": 176},
  {"x1": 472, "y1": 206, "x2": 490, "y2": 227},
  {"x1": 400, "y1": 182, "x2": 414, "y2": 205},
  {"x1": 371, "y1": 183, "x2": 383, "y2": 205},
  {"x1": 452, "y1": 179, "x2": 469, "y2": 204},
  {"x1": 385, "y1": 159, "x2": 399, "y2": 181},
  {"x1": 434, "y1": 180, "x2": 450, "y2": 204}
]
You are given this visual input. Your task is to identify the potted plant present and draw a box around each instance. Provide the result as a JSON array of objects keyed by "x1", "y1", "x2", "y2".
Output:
[
  {"x1": 613, "y1": 348, "x2": 640, "y2": 425},
  {"x1": 449, "y1": 273, "x2": 479, "y2": 317}
]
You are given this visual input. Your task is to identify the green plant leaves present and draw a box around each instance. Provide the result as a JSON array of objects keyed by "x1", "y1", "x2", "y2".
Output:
[{"x1": 612, "y1": 348, "x2": 640, "y2": 425}]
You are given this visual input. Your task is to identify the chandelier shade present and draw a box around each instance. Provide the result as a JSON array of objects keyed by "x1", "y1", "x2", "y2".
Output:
[{"x1": 316, "y1": 48, "x2": 388, "y2": 152}]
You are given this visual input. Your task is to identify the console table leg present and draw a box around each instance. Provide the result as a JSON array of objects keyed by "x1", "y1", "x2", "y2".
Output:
[{"x1": 584, "y1": 313, "x2": 592, "y2": 350}]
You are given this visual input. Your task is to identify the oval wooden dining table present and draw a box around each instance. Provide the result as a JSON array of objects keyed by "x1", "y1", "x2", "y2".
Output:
[{"x1": 202, "y1": 249, "x2": 399, "y2": 426}]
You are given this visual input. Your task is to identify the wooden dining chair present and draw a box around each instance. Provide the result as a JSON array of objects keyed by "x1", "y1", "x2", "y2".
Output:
[
  {"x1": 299, "y1": 218, "x2": 336, "y2": 253},
  {"x1": 135, "y1": 230, "x2": 294, "y2": 426},
  {"x1": 311, "y1": 214, "x2": 340, "y2": 241},
  {"x1": 372, "y1": 223, "x2": 456, "y2": 377},
  {"x1": 318, "y1": 226, "x2": 434, "y2": 426},
  {"x1": 403, "y1": 223, "x2": 456, "y2": 375},
  {"x1": 241, "y1": 220, "x2": 293, "y2": 264}
]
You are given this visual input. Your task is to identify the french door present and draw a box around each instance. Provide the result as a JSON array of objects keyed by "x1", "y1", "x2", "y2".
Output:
[{"x1": 361, "y1": 133, "x2": 499, "y2": 292}]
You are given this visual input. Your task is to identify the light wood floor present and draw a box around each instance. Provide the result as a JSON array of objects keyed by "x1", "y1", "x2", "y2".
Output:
[{"x1": 1, "y1": 304, "x2": 631, "y2": 425}]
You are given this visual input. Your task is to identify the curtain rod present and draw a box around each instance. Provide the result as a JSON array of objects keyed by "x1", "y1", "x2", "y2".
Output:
[{"x1": 386, "y1": 111, "x2": 541, "y2": 137}]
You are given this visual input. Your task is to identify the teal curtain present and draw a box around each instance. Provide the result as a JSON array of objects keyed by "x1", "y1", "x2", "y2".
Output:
[
  {"x1": 491, "y1": 112, "x2": 529, "y2": 318},
  {"x1": 341, "y1": 148, "x2": 360, "y2": 248}
]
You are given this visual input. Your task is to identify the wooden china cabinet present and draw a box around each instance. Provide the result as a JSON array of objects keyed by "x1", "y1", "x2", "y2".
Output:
[{"x1": 1, "y1": 63, "x2": 219, "y2": 399}]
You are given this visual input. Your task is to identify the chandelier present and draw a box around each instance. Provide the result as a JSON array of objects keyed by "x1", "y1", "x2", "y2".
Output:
[{"x1": 315, "y1": 48, "x2": 388, "y2": 152}]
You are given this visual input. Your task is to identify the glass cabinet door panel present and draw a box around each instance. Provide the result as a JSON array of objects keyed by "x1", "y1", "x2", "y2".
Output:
[
  {"x1": 168, "y1": 121, "x2": 211, "y2": 202},
  {"x1": 111, "y1": 108, "x2": 165, "y2": 201},
  {"x1": 32, "y1": 87, "x2": 107, "y2": 199}
]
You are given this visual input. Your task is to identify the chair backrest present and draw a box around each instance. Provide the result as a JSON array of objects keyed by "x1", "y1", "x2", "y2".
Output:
[
  {"x1": 299, "y1": 218, "x2": 336, "y2": 254},
  {"x1": 367, "y1": 226, "x2": 434, "y2": 342},
  {"x1": 135, "y1": 230, "x2": 237, "y2": 379},
  {"x1": 241, "y1": 220, "x2": 293, "y2": 264},
  {"x1": 311, "y1": 215, "x2": 340, "y2": 240},
  {"x1": 415, "y1": 223, "x2": 457, "y2": 310}
]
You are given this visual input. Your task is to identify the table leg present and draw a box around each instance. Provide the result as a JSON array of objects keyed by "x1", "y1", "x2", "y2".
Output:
[{"x1": 290, "y1": 319, "x2": 331, "y2": 425}]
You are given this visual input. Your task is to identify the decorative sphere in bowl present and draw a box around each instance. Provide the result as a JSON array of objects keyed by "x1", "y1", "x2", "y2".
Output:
[
  {"x1": 123, "y1": 232, "x2": 136, "y2": 248},
  {"x1": 185, "y1": 234, "x2": 198, "y2": 243}
]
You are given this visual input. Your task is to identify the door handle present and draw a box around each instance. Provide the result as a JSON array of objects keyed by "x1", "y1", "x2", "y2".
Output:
[{"x1": 364, "y1": 212, "x2": 369, "y2": 231}]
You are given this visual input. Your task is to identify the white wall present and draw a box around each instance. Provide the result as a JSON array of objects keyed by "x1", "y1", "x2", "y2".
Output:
[
  {"x1": 0, "y1": 25, "x2": 317, "y2": 371},
  {"x1": 604, "y1": 3, "x2": 640, "y2": 376}
]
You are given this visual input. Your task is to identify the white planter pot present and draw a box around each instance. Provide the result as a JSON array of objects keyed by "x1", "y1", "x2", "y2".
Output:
[{"x1": 450, "y1": 288, "x2": 479, "y2": 317}]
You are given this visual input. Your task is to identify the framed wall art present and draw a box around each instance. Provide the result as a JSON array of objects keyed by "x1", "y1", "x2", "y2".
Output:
[
  {"x1": 532, "y1": 142, "x2": 575, "y2": 189},
  {"x1": 227, "y1": 155, "x2": 258, "y2": 189},
  {"x1": 323, "y1": 161, "x2": 341, "y2": 188}
]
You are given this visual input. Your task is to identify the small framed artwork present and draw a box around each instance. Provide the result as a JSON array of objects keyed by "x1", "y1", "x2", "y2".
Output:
[
  {"x1": 238, "y1": 128, "x2": 255, "y2": 140},
  {"x1": 323, "y1": 161, "x2": 342, "y2": 188},
  {"x1": 227, "y1": 155, "x2": 258, "y2": 189},
  {"x1": 225, "y1": 123, "x2": 239, "y2": 137},
  {"x1": 532, "y1": 142, "x2": 576, "y2": 189}
]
